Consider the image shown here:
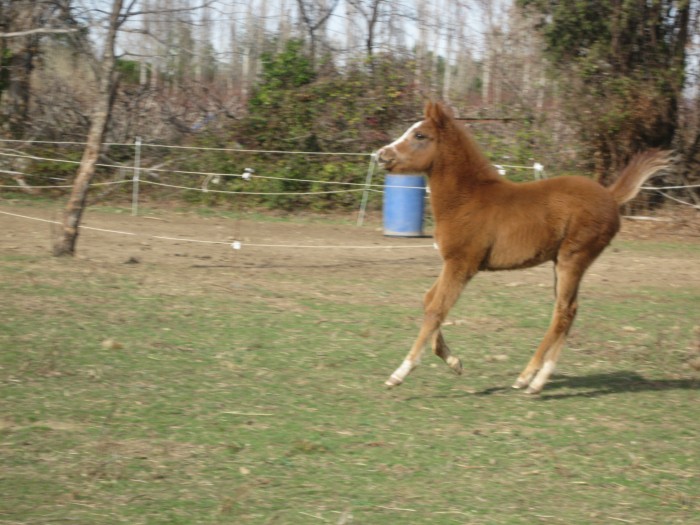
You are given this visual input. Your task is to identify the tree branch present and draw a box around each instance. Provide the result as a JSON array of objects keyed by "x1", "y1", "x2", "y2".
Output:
[{"x1": 0, "y1": 27, "x2": 80, "y2": 38}]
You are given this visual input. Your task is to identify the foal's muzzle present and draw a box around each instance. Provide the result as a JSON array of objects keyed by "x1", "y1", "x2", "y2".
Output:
[{"x1": 376, "y1": 147, "x2": 396, "y2": 170}]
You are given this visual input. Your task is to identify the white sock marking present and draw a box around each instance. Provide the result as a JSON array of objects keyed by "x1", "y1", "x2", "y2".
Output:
[
  {"x1": 529, "y1": 360, "x2": 556, "y2": 392},
  {"x1": 395, "y1": 359, "x2": 414, "y2": 378}
]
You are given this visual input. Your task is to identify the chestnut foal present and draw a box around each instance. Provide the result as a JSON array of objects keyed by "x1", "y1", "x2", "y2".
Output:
[{"x1": 377, "y1": 102, "x2": 672, "y2": 394}]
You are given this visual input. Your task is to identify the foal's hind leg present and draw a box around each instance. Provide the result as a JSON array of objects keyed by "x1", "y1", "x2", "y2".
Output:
[
  {"x1": 513, "y1": 259, "x2": 585, "y2": 394},
  {"x1": 386, "y1": 261, "x2": 474, "y2": 387},
  {"x1": 424, "y1": 280, "x2": 464, "y2": 375},
  {"x1": 432, "y1": 330, "x2": 463, "y2": 375}
]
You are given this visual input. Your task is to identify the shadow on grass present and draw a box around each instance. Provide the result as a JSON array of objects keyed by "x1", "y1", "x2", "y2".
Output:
[
  {"x1": 465, "y1": 371, "x2": 700, "y2": 400},
  {"x1": 536, "y1": 371, "x2": 700, "y2": 400},
  {"x1": 407, "y1": 371, "x2": 700, "y2": 401}
]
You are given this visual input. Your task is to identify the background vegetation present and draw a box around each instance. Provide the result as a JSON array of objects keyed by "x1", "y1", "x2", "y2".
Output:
[{"x1": 1, "y1": 0, "x2": 699, "y2": 215}]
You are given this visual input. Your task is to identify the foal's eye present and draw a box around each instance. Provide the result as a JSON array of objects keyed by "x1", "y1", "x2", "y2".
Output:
[{"x1": 415, "y1": 132, "x2": 427, "y2": 140}]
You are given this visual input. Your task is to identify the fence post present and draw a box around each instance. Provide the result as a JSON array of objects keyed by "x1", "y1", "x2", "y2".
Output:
[
  {"x1": 131, "y1": 136, "x2": 142, "y2": 216},
  {"x1": 356, "y1": 154, "x2": 378, "y2": 227}
]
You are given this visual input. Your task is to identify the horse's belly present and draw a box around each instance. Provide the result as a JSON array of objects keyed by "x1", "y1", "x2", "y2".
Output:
[{"x1": 482, "y1": 241, "x2": 558, "y2": 271}]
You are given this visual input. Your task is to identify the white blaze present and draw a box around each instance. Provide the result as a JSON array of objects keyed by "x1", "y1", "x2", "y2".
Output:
[{"x1": 386, "y1": 121, "x2": 422, "y2": 150}]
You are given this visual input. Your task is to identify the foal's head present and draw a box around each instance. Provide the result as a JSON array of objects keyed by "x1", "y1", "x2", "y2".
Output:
[{"x1": 377, "y1": 101, "x2": 454, "y2": 174}]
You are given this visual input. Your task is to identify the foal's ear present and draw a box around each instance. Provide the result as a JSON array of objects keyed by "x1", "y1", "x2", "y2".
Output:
[{"x1": 424, "y1": 101, "x2": 453, "y2": 128}]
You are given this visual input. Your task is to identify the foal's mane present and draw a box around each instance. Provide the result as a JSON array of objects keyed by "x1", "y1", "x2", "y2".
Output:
[{"x1": 425, "y1": 102, "x2": 500, "y2": 183}]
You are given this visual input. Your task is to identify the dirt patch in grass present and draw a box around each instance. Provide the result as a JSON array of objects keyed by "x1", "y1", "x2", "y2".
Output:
[{"x1": 2, "y1": 202, "x2": 698, "y2": 294}]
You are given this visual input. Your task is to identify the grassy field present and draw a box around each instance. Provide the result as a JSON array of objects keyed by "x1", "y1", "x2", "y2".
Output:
[{"x1": 1, "y1": 204, "x2": 699, "y2": 524}]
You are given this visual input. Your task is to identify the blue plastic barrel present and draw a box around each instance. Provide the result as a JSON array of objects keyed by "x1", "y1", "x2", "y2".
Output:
[{"x1": 383, "y1": 174, "x2": 426, "y2": 237}]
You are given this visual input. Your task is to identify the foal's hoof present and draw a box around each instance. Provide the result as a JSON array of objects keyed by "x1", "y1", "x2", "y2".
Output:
[
  {"x1": 447, "y1": 356, "x2": 463, "y2": 375},
  {"x1": 524, "y1": 385, "x2": 543, "y2": 395},
  {"x1": 385, "y1": 375, "x2": 404, "y2": 388},
  {"x1": 512, "y1": 373, "x2": 536, "y2": 390}
]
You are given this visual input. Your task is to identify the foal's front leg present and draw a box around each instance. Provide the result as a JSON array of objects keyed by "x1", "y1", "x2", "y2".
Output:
[{"x1": 386, "y1": 262, "x2": 473, "y2": 387}]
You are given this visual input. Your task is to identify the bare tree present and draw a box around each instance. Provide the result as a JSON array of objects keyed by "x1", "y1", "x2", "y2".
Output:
[
  {"x1": 414, "y1": 0, "x2": 428, "y2": 89},
  {"x1": 347, "y1": 0, "x2": 384, "y2": 63},
  {"x1": 50, "y1": 0, "x2": 228, "y2": 256},
  {"x1": 295, "y1": 0, "x2": 339, "y2": 65},
  {"x1": 277, "y1": 0, "x2": 294, "y2": 52},
  {"x1": 241, "y1": 1, "x2": 256, "y2": 98},
  {"x1": 53, "y1": 0, "x2": 124, "y2": 256},
  {"x1": 441, "y1": 0, "x2": 454, "y2": 103},
  {"x1": 0, "y1": 0, "x2": 75, "y2": 137}
]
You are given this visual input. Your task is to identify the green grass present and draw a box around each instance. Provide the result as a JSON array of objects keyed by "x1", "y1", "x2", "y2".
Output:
[{"x1": 1, "y1": 238, "x2": 699, "y2": 524}]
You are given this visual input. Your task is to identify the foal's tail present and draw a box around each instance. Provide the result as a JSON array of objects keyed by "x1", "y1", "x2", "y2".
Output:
[{"x1": 608, "y1": 149, "x2": 674, "y2": 205}]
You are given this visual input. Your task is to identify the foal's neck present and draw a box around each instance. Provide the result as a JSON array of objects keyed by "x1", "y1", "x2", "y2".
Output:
[{"x1": 430, "y1": 129, "x2": 501, "y2": 192}]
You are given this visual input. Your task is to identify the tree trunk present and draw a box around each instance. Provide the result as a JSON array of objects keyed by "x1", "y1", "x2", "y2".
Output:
[
  {"x1": 1, "y1": 2, "x2": 42, "y2": 137},
  {"x1": 53, "y1": 0, "x2": 123, "y2": 257},
  {"x1": 52, "y1": 95, "x2": 114, "y2": 256}
]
